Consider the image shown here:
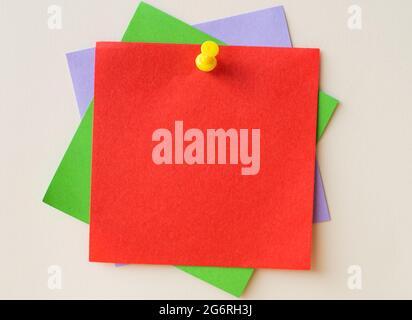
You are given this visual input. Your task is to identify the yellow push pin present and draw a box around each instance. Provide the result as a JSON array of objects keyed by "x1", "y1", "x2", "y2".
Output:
[{"x1": 196, "y1": 41, "x2": 219, "y2": 72}]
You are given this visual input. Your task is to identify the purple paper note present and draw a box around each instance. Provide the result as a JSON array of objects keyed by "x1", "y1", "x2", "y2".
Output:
[
  {"x1": 66, "y1": 49, "x2": 95, "y2": 117},
  {"x1": 65, "y1": 5, "x2": 331, "y2": 223},
  {"x1": 314, "y1": 162, "x2": 331, "y2": 222}
]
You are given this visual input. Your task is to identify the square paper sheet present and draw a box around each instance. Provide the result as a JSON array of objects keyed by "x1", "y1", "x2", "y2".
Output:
[{"x1": 90, "y1": 42, "x2": 320, "y2": 269}]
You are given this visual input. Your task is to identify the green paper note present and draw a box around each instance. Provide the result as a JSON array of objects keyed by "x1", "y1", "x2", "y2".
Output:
[
  {"x1": 44, "y1": 103, "x2": 93, "y2": 224},
  {"x1": 122, "y1": 3, "x2": 220, "y2": 44},
  {"x1": 177, "y1": 266, "x2": 254, "y2": 297},
  {"x1": 43, "y1": 2, "x2": 339, "y2": 297},
  {"x1": 317, "y1": 91, "x2": 339, "y2": 141}
]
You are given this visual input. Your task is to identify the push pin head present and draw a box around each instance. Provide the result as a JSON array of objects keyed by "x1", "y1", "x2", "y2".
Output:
[{"x1": 196, "y1": 41, "x2": 219, "y2": 72}]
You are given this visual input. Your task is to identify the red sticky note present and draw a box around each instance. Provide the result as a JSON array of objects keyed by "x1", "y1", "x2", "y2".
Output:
[{"x1": 90, "y1": 42, "x2": 320, "y2": 269}]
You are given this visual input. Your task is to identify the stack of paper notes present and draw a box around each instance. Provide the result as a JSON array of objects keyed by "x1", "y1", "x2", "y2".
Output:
[{"x1": 43, "y1": 2, "x2": 339, "y2": 297}]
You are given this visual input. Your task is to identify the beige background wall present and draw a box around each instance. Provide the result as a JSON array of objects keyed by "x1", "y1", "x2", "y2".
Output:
[{"x1": 1, "y1": 0, "x2": 411, "y2": 299}]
